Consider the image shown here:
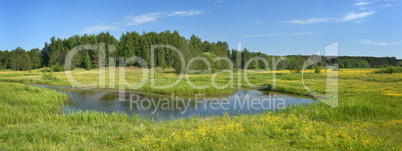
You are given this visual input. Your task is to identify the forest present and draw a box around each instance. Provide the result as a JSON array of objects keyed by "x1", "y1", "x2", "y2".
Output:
[{"x1": 0, "y1": 30, "x2": 400, "y2": 72}]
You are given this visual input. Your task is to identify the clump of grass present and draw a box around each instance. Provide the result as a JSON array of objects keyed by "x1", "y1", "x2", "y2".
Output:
[
  {"x1": 41, "y1": 68, "x2": 58, "y2": 80},
  {"x1": 0, "y1": 82, "x2": 68, "y2": 126}
]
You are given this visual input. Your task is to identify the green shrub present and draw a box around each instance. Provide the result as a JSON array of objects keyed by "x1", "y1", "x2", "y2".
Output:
[
  {"x1": 50, "y1": 63, "x2": 64, "y2": 72},
  {"x1": 374, "y1": 66, "x2": 402, "y2": 74},
  {"x1": 41, "y1": 68, "x2": 57, "y2": 80},
  {"x1": 84, "y1": 53, "x2": 92, "y2": 70},
  {"x1": 314, "y1": 65, "x2": 321, "y2": 73}
]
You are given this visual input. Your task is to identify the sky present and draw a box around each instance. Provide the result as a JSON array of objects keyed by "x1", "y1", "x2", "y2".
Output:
[{"x1": 0, "y1": 0, "x2": 401, "y2": 58}]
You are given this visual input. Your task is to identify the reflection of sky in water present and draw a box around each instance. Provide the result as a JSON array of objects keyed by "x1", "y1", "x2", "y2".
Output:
[{"x1": 31, "y1": 85, "x2": 316, "y2": 120}]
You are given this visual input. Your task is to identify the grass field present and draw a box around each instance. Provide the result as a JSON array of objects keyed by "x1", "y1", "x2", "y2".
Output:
[{"x1": 0, "y1": 68, "x2": 401, "y2": 150}]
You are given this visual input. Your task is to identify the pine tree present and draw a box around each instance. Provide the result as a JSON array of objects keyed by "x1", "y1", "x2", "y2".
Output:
[{"x1": 71, "y1": 52, "x2": 81, "y2": 70}]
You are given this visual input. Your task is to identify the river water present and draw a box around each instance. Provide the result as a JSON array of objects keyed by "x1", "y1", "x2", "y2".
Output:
[{"x1": 32, "y1": 84, "x2": 316, "y2": 120}]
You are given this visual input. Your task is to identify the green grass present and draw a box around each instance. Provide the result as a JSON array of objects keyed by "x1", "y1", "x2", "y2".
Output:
[
  {"x1": 0, "y1": 68, "x2": 401, "y2": 150},
  {"x1": 0, "y1": 82, "x2": 68, "y2": 126},
  {"x1": 0, "y1": 68, "x2": 332, "y2": 96}
]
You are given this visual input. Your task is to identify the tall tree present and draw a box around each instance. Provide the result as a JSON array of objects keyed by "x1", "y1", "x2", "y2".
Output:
[
  {"x1": 9, "y1": 47, "x2": 31, "y2": 71},
  {"x1": 293, "y1": 54, "x2": 304, "y2": 73},
  {"x1": 84, "y1": 52, "x2": 92, "y2": 70},
  {"x1": 29, "y1": 48, "x2": 41, "y2": 69}
]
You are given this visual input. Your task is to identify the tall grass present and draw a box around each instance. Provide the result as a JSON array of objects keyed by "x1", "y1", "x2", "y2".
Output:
[{"x1": 0, "y1": 82, "x2": 68, "y2": 126}]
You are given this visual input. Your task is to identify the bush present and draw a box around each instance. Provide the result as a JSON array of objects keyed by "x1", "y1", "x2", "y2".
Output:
[
  {"x1": 374, "y1": 66, "x2": 402, "y2": 74},
  {"x1": 50, "y1": 63, "x2": 64, "y2": 72},
  {"x1": 41, "y1": 68, "x2": 57, "y2": 80},
  {"x1": 314, "y1": 65, "x2": 321, "y2": 74}
]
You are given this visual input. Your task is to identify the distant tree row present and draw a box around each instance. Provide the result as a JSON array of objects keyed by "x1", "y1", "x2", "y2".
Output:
[
  {"x1": 283, "y1": 55, "x2": 399, "y2": 69},
  {"x1": 0, "y1": 30, "x2": 399, "y2": 72},
  {"x1": 0, "y1": 47, "x2": 38, "y2": 71},
  {"x1": 334, "y1": 56, "x2": 398, "y2": 68}
]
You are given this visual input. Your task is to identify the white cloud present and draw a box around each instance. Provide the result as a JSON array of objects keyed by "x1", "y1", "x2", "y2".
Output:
[
  {"x1": 214, "y1": 0, "x2": 224, "y2": 4},
  {"x1": 245, "y1": 33, "x2": 280, "y2": 38},
  {"x1": 354, "y1": 1, "x2": 370, "y2": 6},
  {"x1": 338, "y1": 11, "x2": 375, "y2": 22},
  {"x1": 354, "y1": 1, "x2": 372, "y2": 10},
  {"x1": 125, "y1": 12, "x2": 163, "y2": 26},
  {"x1": 354, "y1": 20, "x2": 365, "y2": 23},
  {"x1": 291, "y1": 32, "x2": 315, "y2": 35},
  {"x1": 379, "y1": 4, "x2": 392, "y2": 7},
  {"x1": 81, "y1": 9, "x2": 202, "y2": 35},
  {"x1": 167, "y1": 10, "x2": 202, "y2": 16},
  {"x1": 60, "y1": 35, "x2": 74, "y2": 39},
  {"x1": 284, "y1": 1, "x2": 377, "y2": 24},
  {"x1": 245, "y1": 32, "x2": 315, "y2": 38},
  {"x1": 84, "y1": 25, "x2": 121, "y2": 34},
  {"x1": 125, "y1": 10, "x2": 202, "y2": 26},
  {"x1": 253, "y1": 21, "x2": 262, "y2": 24},
  {"x1": 283, "y1": 18, "x2": 331, "y2": 24},
  {"x1": 284, "y1": 11, "x2": 375, "y2": 24},
  {"x1": 358, "y1": 40, "x2": 401, "y2": 46}
]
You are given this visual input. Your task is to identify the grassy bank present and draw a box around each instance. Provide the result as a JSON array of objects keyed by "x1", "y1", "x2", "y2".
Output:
[
  {"x1": 0, "y1": 82, "x2": 68, "y2": 126},
  {"x1": 0, "y1": 68, "x2": 401, "y2": 150},
  {"x1": 0, "y1": 67, "x2": 354, "y2": 96}
]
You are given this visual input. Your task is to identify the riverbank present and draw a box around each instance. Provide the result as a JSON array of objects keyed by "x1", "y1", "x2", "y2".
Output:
[{"x1": 0, "y1": 67, "x2": 332, "y2": 96}]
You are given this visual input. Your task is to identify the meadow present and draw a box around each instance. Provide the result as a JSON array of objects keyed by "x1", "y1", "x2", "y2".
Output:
[{"x1": 0, "y1": 68, "x2": 401, "y2": 150}]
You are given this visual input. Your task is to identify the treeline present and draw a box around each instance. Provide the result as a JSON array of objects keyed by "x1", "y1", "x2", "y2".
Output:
[
  {"x1": 0, "y1": 30, "x2": 400, "y2": 72},
  {"x1": 0, "y1": 47, "x2": 39, "y2": 71},
  {"x1": 0, "y1": 30, "x2": 273, "y2": 72},
  {"x1": 282, "y1": 55, "x2": 399, "y2": 69},
  {"x1": 336, "y1": 56, "x2": 399, "y2": 68}
]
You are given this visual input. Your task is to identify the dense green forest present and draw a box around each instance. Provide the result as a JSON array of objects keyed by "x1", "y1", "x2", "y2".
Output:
[{"x1": 0, "y1": 30, "x2": 400, "y2": 72}]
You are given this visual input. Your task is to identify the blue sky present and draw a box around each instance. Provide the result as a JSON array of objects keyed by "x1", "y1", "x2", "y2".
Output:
[{"x1": 0, "y1": 0, "x2": 401, "y2": 58}]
